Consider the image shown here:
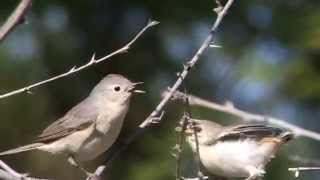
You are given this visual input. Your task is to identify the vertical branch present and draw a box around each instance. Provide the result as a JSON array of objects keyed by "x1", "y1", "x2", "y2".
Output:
[
  {"x1": 175, "y1": 85, "x2": 193, "y2": 180},
  {"x1": 174, "y1": 113, "x2": 189, "y2": 180},
  {"x1": 183, "y1": 84, "x2": 204, "y2": 179},
  {"x1": 186, "y1": 98, "x2": 204, "y2": 180},
  {"x1": 175, "y1": 83, "x2": 205, "y2": 180},
  {"x1": 0, "y1": 0, "x2": 32, "y2": 43}
]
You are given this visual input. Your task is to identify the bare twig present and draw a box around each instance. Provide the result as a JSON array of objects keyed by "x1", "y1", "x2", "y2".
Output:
[
  {"x1": 288, "y1": 167, "x2": 320, "y2": 178},
  {"x1": 0, "y1": 160, "x2": 47, "y2": 180},
  {"x1": 175, "y1": 87, "x2": 199, "y2": 180},
  {"x1": 0, "y1": 0, "x2": 32, "y2": 43},
  {"x1": 93, "y1": 0, "x2": 235, "y2": 178},
  {"x1": 184, "y1": 87, "x2": 205, "y2": 180},
  {"x1": 138, "y1": 0, "x2": 234, "y2": 129},
  {"x1": 174, "y1": 113, "x2": 188, "y2": 180},
  {"x1": 174, "y1": 91, "x2": 206, "y2": 180},
  {"x1": 0, "y1": 20, "x2": 159, "y2": 100},
  {"x1": 191, "y1": 118, "x2": 205, "y2": 180},
  {"x1": 162, "y1": 90, "x2": 320, "y2": 141}
]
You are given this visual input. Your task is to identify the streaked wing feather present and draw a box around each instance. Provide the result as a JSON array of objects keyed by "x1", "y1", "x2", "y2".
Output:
[{"x1": 218, "y1": 123, "x2": 284, "y2": 141}]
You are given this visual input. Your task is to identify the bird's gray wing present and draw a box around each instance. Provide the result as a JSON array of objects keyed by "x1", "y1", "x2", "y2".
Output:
[
  {"x1": 217, "y1": 123, "x2": 285, "y2": 142},
  {"x1": 34, "y1": 98, "x2": 99, "y2": 143}
]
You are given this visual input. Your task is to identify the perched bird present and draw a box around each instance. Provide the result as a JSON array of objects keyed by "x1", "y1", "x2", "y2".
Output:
[
  {"x1": 185, "y1": 119, "x2": 293, "y2": 180},
  {"x1": 0, "y1": 74, "x2": 144, "y2": 176}
]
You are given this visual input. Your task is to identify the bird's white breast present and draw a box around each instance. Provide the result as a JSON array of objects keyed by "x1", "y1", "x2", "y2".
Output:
[{"x1": 198, "y1": 140, "x2": 274, "y2": 177}]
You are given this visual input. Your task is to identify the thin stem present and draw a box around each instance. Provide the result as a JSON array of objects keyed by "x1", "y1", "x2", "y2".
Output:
[
  {"x1": 0, "y1": 20, "x2": 159, "y2": 100},
  {"x1": 175, "y1": 113, "x2": 188, "y2": 180}
]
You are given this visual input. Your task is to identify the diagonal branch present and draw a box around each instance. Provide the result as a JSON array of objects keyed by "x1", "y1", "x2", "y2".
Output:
[
  {"x1": 0, "y1": 20, "x2": 159, "y2": 100},
  {"x1": 162, "y1": 90, "x2": 320, "y2": 141},
  {"x1": 139, "y1": 0, "x2": 234, "y2": 129},
  {"x1": 92, "y1": 0, "x2": 235, "y2": 178},
  {"x1": 0, "y1": 0, "x2": 32, "y2": 43}
]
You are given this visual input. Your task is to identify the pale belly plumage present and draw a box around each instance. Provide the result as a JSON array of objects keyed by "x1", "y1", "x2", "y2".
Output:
[
  {"x1": 76, "y1": 105, "x2": 128, "y2": 161},
  {"x1": 199, "y1": 140, "x2": 276, "y2": 177},
  {"x1": 38, "y1": 103, "x2": 128, "y2": 162}
]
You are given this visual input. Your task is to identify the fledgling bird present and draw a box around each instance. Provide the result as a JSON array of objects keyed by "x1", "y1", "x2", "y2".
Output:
[
  {"x1": 185, "y1": 119, "x2": 293, "y2": 180},
  {"x1": 0, "y1": 74, "x2": 144, "y2": 176}
]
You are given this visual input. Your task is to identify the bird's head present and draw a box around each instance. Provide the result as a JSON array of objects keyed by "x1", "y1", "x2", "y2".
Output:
[
  {"x1": 91, "y1": 74, "x2": 145, "y2": 105},
  {"x1": 184, "y1": 119, "x2": 223, "y2": 146}
]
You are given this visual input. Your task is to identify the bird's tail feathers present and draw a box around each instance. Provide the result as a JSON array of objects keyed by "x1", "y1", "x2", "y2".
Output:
[{"x1": 0, "y1": 143, "x2": 44, "y2": 156}]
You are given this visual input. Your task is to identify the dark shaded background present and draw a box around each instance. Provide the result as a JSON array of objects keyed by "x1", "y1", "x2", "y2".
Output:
[{"x1": 0, "y1": 0, "x2": 320, "y2": 179}]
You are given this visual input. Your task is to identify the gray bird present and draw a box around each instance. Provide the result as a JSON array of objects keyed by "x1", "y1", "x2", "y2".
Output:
[
  {"x1": 185, "y1": 119, "x2": 293, "y2": 180},
  {"x1": 0, "y1": 74, "x2": 144, "y2": 176}
]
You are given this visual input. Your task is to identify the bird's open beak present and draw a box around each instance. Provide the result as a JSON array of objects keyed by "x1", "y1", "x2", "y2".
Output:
[{"x1": 131, "y1": 82, "x2": 146, "y2": 94}]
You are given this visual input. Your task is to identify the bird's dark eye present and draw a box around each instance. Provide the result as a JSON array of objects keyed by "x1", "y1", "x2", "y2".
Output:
[{"x1": 114, "y1": 86, "x2": 121, "y2": 92}]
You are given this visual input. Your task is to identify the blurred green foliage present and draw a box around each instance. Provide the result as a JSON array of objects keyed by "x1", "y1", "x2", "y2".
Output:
[{"x1": 0, "y1": 0, "x2": 320, "y2": 179}]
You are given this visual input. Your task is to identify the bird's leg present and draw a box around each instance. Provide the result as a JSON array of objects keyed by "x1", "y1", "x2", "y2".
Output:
[
  {"x1": 67, "y1": 155, "x2": 94, "y2": 177},
  {"x1": 245, "y1": 166, "x2": 265, "y2": 180}
]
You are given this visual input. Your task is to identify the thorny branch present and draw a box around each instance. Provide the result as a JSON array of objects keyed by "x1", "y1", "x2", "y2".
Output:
[
  {"x1": 0, "y1": 20, "x2": 158, "y2": 180},
  {"x1": 93, "y1": 0, "x2": 235, "y2": 178},
  {"x1": 174, "y1": 87, "x2": 204, "y2": 180},
  {"x1": 138, "y1": 0, "x2": 234, "y2": 129},
  {"x1": 191, "y1": 119, "x2": 204, "y2": 180},
  {"x1": 174, "y1": 114, "x2": 207, "y2": 180},
  {"x1": 0, "y1": 0, "x2": 32, "y2": 43},
  {"x1": 185, "y1": 86, "x2": 205, "y2": 180},
  {"x1": 0, "y1": 20, "x2": 159, "y2": 100},
  {"x1": 174, "y1": 113, "x2": 188, "y2": 180},
  {"x1": 162, "y1": 90, "x2": 320, "y2": 141}
]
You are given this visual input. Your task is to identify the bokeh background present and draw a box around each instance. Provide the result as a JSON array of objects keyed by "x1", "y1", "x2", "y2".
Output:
[{"x1": 1, "y1": 0, "x2": 320, "y2": 179}]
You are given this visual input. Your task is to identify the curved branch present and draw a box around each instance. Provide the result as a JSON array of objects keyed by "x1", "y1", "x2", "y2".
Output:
[
  {"x1": 0, "y1": 0, "x2": 32, "y2": 43},
  {"x1": 0, "y1": 20, "x2": 159, "y2": 100},
  {"x1": 163, "y1": 90, "x2": 320, "y2": 141}
]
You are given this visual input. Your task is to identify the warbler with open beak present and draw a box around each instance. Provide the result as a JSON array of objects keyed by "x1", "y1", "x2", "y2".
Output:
[
  {"x1": 0, "y1": 74, "x2": 145, "y2": 178},
  {"x1": 185, "y1": 119, "x2": 293, "y2": 180}
]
